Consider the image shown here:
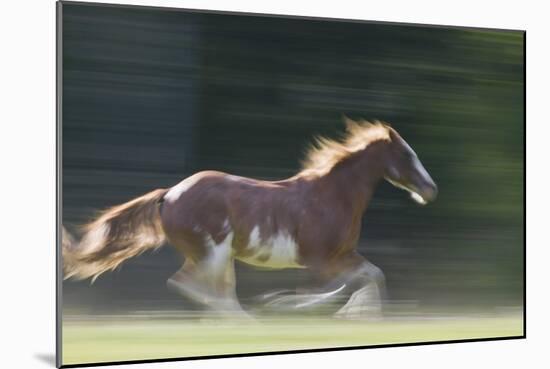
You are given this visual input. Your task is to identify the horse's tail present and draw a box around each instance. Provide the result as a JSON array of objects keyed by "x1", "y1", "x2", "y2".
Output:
[{"x1": 62, "y1": 188, "x2": 168, "y2": 282}]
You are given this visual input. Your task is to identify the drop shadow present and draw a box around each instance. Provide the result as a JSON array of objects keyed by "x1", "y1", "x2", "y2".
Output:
[{"x1": 34, "y1": 353, "x2": 56, "y2": 367}]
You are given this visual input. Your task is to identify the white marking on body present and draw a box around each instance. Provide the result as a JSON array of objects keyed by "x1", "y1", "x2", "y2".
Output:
[
  {"x1": 201, "y1": 232, "x2": 234, "y2": 279},
  {"x1": 164, "y1": 174, "x2": 203, "y2": 203},
  {"x1": 238, "y1": 225, "x2": 304, "y2": 269},
  {"x1": 248, "y1": 226, "x2": 261, "y2": 246},
  {"x1": 168, "y1": 230, "x2": 250, "y2": 314}
]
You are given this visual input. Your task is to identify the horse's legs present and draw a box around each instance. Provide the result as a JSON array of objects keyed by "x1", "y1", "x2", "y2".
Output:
[
  {"x1": 167, "y1": 252, "x2": 249, "y2": 318},
  {"x1": 329, "y1": 253, "x2": 386, "y2": 319},
  {"x1": 259, "y1": 252, "x2": 386, "y2": 319}
]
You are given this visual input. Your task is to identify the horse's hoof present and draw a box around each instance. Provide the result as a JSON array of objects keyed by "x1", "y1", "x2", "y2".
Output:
[{"x1": 333, "y1": 305, "x2": 383, "y2": 321}]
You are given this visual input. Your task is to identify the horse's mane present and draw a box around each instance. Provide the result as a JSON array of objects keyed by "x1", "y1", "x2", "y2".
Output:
[{"x1": 300, "y1": 118, "x2": 391, "y2": 175}]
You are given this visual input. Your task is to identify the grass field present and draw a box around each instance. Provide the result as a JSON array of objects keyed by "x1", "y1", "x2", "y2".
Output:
[{"x1": 62, "y1": 313, "x2": 523, "y2": 365}]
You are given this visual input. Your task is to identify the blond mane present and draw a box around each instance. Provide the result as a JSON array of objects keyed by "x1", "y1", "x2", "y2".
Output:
[{"x1": 300, "y1": 118, "x2": 391, "y2": 175}]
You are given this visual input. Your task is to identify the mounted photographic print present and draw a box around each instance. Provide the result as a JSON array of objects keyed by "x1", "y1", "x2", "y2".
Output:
[{"x1": 57, "y1": 1, "x2": 525, "y2": 367}]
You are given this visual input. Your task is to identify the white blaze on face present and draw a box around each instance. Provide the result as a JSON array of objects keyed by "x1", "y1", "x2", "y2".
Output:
[
  {"x1": 164, "y1": 174, "x2": 203, "y2": 203},
  {"x1": 386, "y1": 174, "x2": 427, "y2": 205},
  {"x1": 385, "y1": 135, "x2": 433, "y2": 205},
  {"x1": 410, "y1": 192, "x2": 427, "y2": 205},
  {"x1": 409, "y1": 156, "x2": 432, "y2": 205},
  {"x1": 413, "y1": 156, "x2": 431, "y2": 182},
  {"x1": 238, "y1": 225, "x2": 304, "y2": 269}
]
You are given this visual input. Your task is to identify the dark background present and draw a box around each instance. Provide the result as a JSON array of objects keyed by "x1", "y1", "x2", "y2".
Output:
[{"x1": 62, "y1": 3, "x2": 524, "y2": 315}]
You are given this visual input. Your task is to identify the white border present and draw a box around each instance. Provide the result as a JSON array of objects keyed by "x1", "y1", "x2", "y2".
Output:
[{"x1": 2, "y1": 1, "x2": 545, "y2": 369}]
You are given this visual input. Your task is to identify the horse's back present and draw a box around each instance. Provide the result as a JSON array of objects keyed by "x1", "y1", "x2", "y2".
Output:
[
  {"x1": 163, "y1": 170, "x2": 281, "y2": 205},
  {"x1": 160, "y1": 171, "x2": 271, "y2": 234}
]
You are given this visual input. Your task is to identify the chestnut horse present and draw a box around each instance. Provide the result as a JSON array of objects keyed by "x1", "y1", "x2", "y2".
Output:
[{"x1": 62, "y1": 118, "x2": 437, "y2": 319}]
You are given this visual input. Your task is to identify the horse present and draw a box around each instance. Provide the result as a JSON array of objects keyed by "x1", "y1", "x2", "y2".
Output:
[{"x1": 62, "y1": 118, "x2": 438, "y2": 319}]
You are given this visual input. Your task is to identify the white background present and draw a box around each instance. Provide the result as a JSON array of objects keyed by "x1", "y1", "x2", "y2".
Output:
[{"x1": 0, "y1": 0, "x2": 546, "y2": 368}]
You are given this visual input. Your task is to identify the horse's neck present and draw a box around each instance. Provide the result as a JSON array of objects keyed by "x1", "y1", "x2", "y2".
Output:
[{"x1": 313, "y1": 149, "x2": 384, "y2": 215}]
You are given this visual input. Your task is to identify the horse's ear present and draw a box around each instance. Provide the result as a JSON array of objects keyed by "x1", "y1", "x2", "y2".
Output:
[{"x1": 387, "y1": 126, "x2": 399, "y2": 141}]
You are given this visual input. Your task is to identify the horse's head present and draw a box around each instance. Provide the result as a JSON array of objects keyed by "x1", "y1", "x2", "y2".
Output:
[{"x1": 382, "y1": 127, "x2": 438, "y2": 205}]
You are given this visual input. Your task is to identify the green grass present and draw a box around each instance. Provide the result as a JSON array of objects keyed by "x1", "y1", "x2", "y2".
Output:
[{"x1": 62, "y1": 314, "x2": 523, "y2": 365}]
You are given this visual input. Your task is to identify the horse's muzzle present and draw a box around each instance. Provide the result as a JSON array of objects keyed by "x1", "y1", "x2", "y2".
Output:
[{"x1": 420, "y1": 182, "x2": 438, "y2": 203}]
